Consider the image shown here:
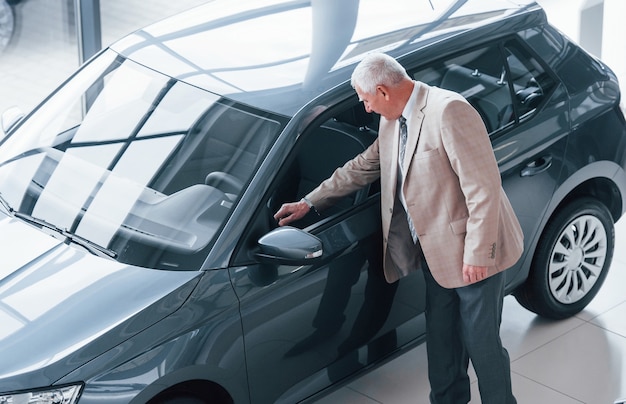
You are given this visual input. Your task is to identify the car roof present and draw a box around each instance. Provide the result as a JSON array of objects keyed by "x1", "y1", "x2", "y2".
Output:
[{"x1": 111, "y1": 0, "x2": 545, "y2": 116}]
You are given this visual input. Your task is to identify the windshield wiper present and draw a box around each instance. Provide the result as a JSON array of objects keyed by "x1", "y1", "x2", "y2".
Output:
[
  {"x1": 64, "y1": 228, "x2": 119, "y2": 259},
  {"x1": 0, "y1": 192, "x2": 13, "y2": 215},
  {"x1": 12, "y1": 210, "x2": 118, "y2": 259}
]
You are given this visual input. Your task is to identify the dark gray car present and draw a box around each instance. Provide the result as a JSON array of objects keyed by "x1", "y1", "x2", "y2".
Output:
[{"x1": 1, "y1": 0, "x2": 625, "y2": 403}]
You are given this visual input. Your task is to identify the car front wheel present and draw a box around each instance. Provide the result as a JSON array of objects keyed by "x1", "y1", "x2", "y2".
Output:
[{"x1": 514, "y1": 197, "x2": 614, "y2": 319}]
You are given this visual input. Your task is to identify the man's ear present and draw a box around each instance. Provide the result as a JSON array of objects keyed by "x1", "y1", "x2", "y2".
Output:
[{"x1": 376, "y1": 85, "x2": 390, "y2": 100}]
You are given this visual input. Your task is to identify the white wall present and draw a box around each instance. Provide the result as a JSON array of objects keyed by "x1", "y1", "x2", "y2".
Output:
[
  {"x1": 537, "y1": 0, "x2": 625, "y2": 87},
  {"x1": 602, "y1": 0, "x2": 626, "y2": 83}
]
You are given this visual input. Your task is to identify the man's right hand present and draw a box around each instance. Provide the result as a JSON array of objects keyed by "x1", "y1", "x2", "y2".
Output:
[{"x1": 274, "y1": 200, "x2": 310, "y2": 226}]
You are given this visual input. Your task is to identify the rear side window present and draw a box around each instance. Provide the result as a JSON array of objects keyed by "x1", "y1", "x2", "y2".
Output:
[
  {"x1": 520, "y1": 26, "x2": 607, "y2": 96},
  {"x1": 413, "y1": 44, "x2": 513, "y2": 134},
  {"x1": 411, "y1": 38, "x2": 556, "y2": 133},
  {"x1": 503, "y1": 39, "x2": 556, "y2": 122}
]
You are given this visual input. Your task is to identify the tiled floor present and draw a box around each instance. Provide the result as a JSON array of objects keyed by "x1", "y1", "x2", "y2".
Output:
[
  {"x1": 1, "y1": 1, "x2": 625, "y2": 403},
  {"x1": 317, "y1": 216, "x2": 626, "y2": 403}
]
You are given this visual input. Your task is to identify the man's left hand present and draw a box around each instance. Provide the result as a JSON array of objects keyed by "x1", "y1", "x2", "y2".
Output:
[{"x1": 463, "y1": 264, "x2": 488, "y2": 284}]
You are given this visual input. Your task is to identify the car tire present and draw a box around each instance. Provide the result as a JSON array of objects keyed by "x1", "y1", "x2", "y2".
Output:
[
  {"x1": 165, "y1": 398, "x2": 206, "y2": 404},
  {"x1": 514, "y1": 197, "x2": 614, "y2": 319},
  {"x1": 152, "y1": 395, "x2": 209, "y2": 404}
]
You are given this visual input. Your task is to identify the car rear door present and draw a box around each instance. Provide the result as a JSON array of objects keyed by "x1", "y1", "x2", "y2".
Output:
[
  {"x1": 409, "y1": 37, "x2": 568, "y2": 285},
  {"x1": 490, "y1": 38, "x2": 570, "y2": 285}
]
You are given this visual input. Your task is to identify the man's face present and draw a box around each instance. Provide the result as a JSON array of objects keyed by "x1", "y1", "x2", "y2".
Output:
[{"x1": 355, "y1": 85, "x2": 392, "y2": 120}]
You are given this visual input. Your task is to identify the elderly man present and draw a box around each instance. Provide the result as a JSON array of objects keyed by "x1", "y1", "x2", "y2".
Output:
[{"x1": 274, "y1": 52, "x2": 523, "y2": 404}]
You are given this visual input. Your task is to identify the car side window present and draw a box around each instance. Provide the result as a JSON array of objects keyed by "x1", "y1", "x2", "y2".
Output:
[
  {"x1": 266, "y1": 103, "x2": 378, "y2": 229},
  {"x1": 232, "y1": 102, "x2": 379, "y2": 267},
  {"x1": 412, "y1": 44, "x2": 514, "y2": 134},
  {"x1": 411, "y1": 40, "x2": 555, "y2": 134},
  {"x1": 521, "y1": 25, "x2": 604, "y2": 96},
  {"x1": 502, "y1": 39, "x2": 556, "y2": 122}
]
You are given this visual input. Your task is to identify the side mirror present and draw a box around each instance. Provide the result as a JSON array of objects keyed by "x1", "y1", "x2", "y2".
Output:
[
  {"x1": 1, "y1": 106, "x2": 25, "y2": 135},
  {"x1": 256, "y1": 226, "x2": 323, "y2": 265}
]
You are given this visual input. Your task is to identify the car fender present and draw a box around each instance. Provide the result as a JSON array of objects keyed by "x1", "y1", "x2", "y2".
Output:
[
  {"x1": 550, "y1": 160, "x2": 626, "y2": 219},
  {"x1": 62, "y1": 270, "x2": 248, "y2": 404},
  {"x1": 507, "y1": 160, "x2": 626, "y2": 291}
]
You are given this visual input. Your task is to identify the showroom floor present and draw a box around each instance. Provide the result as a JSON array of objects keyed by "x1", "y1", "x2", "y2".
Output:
[{"x1": 1, "y1": 1, "x2": 625, "y2": 403}]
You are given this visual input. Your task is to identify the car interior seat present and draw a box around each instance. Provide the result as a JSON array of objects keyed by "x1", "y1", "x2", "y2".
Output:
[{"x1": 440, "y1": 65, "x2": 511, "y2": 133}]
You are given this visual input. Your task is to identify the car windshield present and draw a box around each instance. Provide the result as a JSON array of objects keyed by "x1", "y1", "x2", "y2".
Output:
[{"x1": 0, "y1": 50, "x2": 286, "y2": 270}]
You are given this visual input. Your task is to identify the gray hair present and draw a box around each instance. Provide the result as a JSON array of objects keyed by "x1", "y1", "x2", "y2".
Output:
[{"x1": 350, "y1": 52, "x2": 410, "y2": 95}]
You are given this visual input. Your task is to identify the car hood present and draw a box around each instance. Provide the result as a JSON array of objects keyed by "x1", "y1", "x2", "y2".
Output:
[{"x1": 0, "y1": 216, "x2": 202, "y2": 392}]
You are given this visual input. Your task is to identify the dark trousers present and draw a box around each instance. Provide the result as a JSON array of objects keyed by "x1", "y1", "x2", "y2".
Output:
[{"x1": 422, "y1": 263, "x2": 516, "y2": 404}]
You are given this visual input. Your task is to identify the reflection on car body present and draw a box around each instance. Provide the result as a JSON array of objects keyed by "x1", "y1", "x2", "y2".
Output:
[{"x1": 0, "y1": 0, "x2": 625, "y2": 403}]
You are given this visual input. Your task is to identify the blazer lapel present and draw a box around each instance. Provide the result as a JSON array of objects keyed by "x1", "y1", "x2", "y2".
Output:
[{"x1": 402, "y1": 83, "x2": 428, "y2": 179}]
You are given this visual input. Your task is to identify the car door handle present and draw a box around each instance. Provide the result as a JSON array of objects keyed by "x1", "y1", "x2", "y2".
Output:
[{"x1": 520, "y1": 155, "x2": 552, "y2": 177}]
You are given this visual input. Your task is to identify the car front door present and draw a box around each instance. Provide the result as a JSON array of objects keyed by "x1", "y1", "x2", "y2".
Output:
[{"x1": 230, "y1": 105, "x2": 426, "y2": 403}]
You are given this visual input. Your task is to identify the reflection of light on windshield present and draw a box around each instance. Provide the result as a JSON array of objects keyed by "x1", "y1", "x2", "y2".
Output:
[
  {"x1": 139, "y1": 83, "x2": 219, "y2": 136},
  {"x1": 77, "y1": 136, "x2": 184, "y2": 247},
  {"x1": 0, "y1": 52, "x2": 116, "y2": 165},
  {"x1": 74, "y1": 63, "x2": 167, "y2": 143}
]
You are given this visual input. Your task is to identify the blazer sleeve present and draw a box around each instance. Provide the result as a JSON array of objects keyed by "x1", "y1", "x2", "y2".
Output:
[
  {"x1": 305, "y1": 138, "x2": 382, "y2": 211},
  {"x1": 440, "y1": 98, "x2": 503, "y2": 267}
]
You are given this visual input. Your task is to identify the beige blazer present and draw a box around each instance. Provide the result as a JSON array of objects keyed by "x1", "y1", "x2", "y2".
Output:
[{"x1": 307, "y1": 82, "x2": 523, "y2": 288}]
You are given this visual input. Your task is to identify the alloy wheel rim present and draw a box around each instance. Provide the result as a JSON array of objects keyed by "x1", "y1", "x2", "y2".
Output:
[{"x1": 548, "y1": 214, "x2": 607, "y2": 304}]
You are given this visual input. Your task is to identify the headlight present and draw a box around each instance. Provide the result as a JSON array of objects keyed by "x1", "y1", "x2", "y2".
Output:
[{"x1": 0, "y1": 384, "x2": 82, "y2": 404}]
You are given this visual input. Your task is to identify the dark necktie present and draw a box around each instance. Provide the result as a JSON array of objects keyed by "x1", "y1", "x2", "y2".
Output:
[
  {"x1": 399, "y1": 116, "x2": 408, "y2": 168},
  {"x1": 398, "y1": 116, "x2": 417, "y2": 243}
]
